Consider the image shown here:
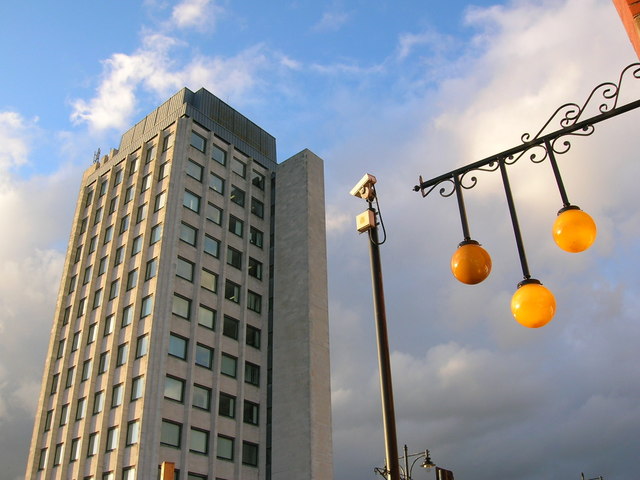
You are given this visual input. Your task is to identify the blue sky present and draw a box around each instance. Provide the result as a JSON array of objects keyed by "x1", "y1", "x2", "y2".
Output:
[{"x1": 1, "y1": 1, "x2": 640, "y2": 479}]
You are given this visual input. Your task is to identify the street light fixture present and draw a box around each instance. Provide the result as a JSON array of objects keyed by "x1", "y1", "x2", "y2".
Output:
[
  {"x1": 375, "y1": 445, "x2": 436, "y2": 480},
  {"x1": 413, "y1": 62, "x2": 640, "y2": 328},
  {"x1": 351, "y1": 62, "x2": 640, "y2": 479}
]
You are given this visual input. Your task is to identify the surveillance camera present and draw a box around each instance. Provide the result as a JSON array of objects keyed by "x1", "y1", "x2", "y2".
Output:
[{"x1": 350, "y1": 173, "x2": 377, "y2": 200}]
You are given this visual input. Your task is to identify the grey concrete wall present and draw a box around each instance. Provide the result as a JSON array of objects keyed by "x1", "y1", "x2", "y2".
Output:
[{"x1": 271, "y1": 149, "x2": 333, "y2": 480}]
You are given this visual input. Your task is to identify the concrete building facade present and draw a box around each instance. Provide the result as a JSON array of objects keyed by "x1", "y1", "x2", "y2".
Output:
[{"x1": 25, "y1": 88, "x2": 333, "y2": 480}]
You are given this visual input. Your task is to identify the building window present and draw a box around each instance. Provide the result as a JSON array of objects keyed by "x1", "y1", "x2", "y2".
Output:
[
  {"x1": 131, "y1": 375, "x2": 144, "y2": 400},
  {"x1": 68, "y1": 275, "x2": 77, "y2": 294},
  {"x1": 247, "y1": 291, "x2": 262, "y2": 314},
  {"x1": 179, "y1": 222, "x2": 197, "y2": 246},
  {"x1": 227, "y1": 247, "x2": 242, "y2": 269},
  {"x1": 154, "y1": 191, "x2": 167, "y2": 211},
  {"x1": 126, "y1": 268, "x2": 138, "y2": 290},
  {"x1": 108, "y1": 196, "x2": 118, "y2": 214},
  {"x1": 162, "y1": 131, "x2": 174, "y2": 151},
  {"x1": 107, "y1": 280, "x2": 119, "y2": 302},
  {"x1": 187, "y1": 473, "x2": 207, "y2": 480},
  {"x1": 176, "y1": 257, "x2": 195, "y2": 281},
  {"x1": 98, "y1": 352, "x2": 109, "y2": 374},
  {"x1": 92, "y1": 288, "x2": 103, "y2": 309},
  {"x1": 56, "y1": 339, "x2": 65, "y2": 359},
  {"x1": 114, "y1": 246, "x2": 124, "y2": 265},
  {"x1": 150, "y1": 223, "x2": 163, "y2": 245},
  {"x1": 192, "y1": 384, "x2": 211, "y2": 411},
  {"x1": 187, "y1": 159, "x2": 204, "y2": 181},
  {"x1": 252, "y1": 170, "x2": 265, "y2": 190},
  {"x1": 123, "y1": 467, "x2": 136, "y2": 480},
  {"x1": 195, "y1": 344, "x2": 214, "y2": 369},
  {"x1": 98, "y1": 255, "x2": 108, "y2": 275},
  {"x1": 212, "y1": 144, "x2": 226, "y2": 165},
  {"x1": 79, "y1": 217, "x2": 88, "y2": 234},
  {"x1": 161, "y1": 420, "x2": 182, "y2": 448},
  {"x1": 38, "y1": 447, "x2": 47, "y2": 470},
  {"x1": 88, "y1": 235, "x2": 97, "y2": 253},
  {"x1": 184, "y1": 190, "x2": 201, "y2": 213},
  {"x1": 124, "y1": 185, "x2": 134, "y2": 204},
  {"x1": 218, "y1": 392, "x2": 236, "y2": 418},
  {"x1": 70, "y1": 438, "x2": 80, "y2": 462},
  {"x1": 164, "y1": 375, "x2": 185, "y2": 403},
  {"x1": 135, "y1": 334, "x2": 149, "y2": 358},
  {"x1": 87, "y1": 323, "x2": 97, "y2": 344},
  {"x1": 190, "y1": 131, "x2": 206, "y2": 152},
  {"x1": 122, "y1": 304, "x2": 133, "y2": 327},
  {"x1": 242, "y1": 442, "x2": 259, "y2": 466},
  {"x1": 224, "y1": 280, "x2": 240, "y2": 303},
  {"x1": 62, "y1": 306, "x2": 71, "y2": 325},
  {"x1": 198, "y1": 305, "x2": 216, "y2": 330},
  {"x1": 106, "y1": 426, "x2": 119, "y2": 451},
  {"x1": 44, "y1": 409, "x2": 53, "y2": 431},
  {"x1": 81, "y1": 359, "x2": 92, "y2": 381},
  {"x1": 244, "y1": 400, "x2": 259, "y2": 425},
  {"x1": 111, "y1": 383, "x2": 124, "y2": 408},
  {"x1": 230, "y1": 185, "x2": 245, "y2": 207},
  {"x1": 93, "y1": 390, "x2": 105, "y2": 414},
  {"x1": 71, "y1": 331, "x2": 81, "y2": 351},
  {"x1": 216, "y1": 435, "x2": 234, "y2": 461},
  {"x1": 203, "y1": 235, "x2": 220, "y2": 257},
  {"x1": 77, "y1": 297, "x2": 87, "y2": 317},
  {"x1": 209, "y1": 172, "x2": 225, "y2": 194},
  {"x1": 65, "y1": 366, "x2": 75, "y2": 388},
  {"x1": 223, "y1": 315, "x2": 239, "y2": 340},
  {"x1": 104, "y1": 314, "x2": 115, "y2": 335},
  {"x1": 248, "y1": 257, "x2": 263, "y2": 280},
  {"x1": 76, "y1": 397, "x2": 87, "y2": 420},
  {"x1": 229, "y1": 215, "x2": 244, "y2": 237},
  {"x1": 116, "y1": 343, "x2": 129, "y2": 367},
  {"x1": 136, "y1": 203, "x2": 147, "y2": 224},
  {"x1": 114, "y1": 168, "x2": 123, "y2": 186},
  {"x1": 246, "y1": 325, "x2": 261, "y2": 349},
  {"x1": 220, "y1": 353, "x2": 237, "y2": 378},
  {"x1": 145, "y1": 141, "x2": 156, "y2": 164},
  {"x1": 251, "y1": 197, "x2": 264, "y2": 218},
  {"x1": 141, "y1": 173, "x2": 152, "y2": 192},
  {"x1": 126, "y1": 420, "x2": 140, "y2": 445},
  {"x1": 140, "y1": 295, "x2": 154, "y2": 317},
  {"x1": 200, "y1": 269, "x2": 217, "y2": 293},
  {"x1": 87, "y1": 432, "x2": 99, "y2": 457},
  {"x1": 129, "y1": 155, "x2": 139, "y2": 175},
  {"x1": 83, "y1": 265, "x2": 92, "y2": 285},
  {"x1": 245, "y1": 362, "x2": 260, "y2": 386},
  {"x1": 250, "y1": 227, "x2": 263, "y2": 248},
  {"x1": 187, "y1": 428, "x2": 208, "y2": 456},
  {"x1": 231, "y1": 157, "x2": 246, "y2": 177},
  {"x1": 103, "y1": 224, "x2": 113, "y2": 244},
  {"x1": 145, "y1": 257, "x2": 158, "y2": 280},
  {"x1": 53, "y1": 443, "x2": 63, "y2": 466},
  {"x1": 168, "y1": 333, "x2": 188, "y2": 360},
  {"x1": 158, "y1": 162, "x2": 170, "y2": 180},
  {"x1": 74, "y1": 245, "x2": 82, "y2": 263},
  {"x1": 59, "y1": 403, "x2": 69, "y2": 425},
  {"x1": 103, "y1": 472, "x2": 115, "y2": 480},
  {"x1": 85, "y1": 189, "x2": 94, "y2": 207},
  {"x1": 119, "y1": 214, "x2": 130, "y2": 234},
  {"x1": 94, "y1": 206, "x2": 103, "y2": 225},
  {"x1": 172, "y1": 293, "x2": 191, "y2": 319},
  {"x1": 206, "y1": 202, "x2": 222, "y2": 224}
]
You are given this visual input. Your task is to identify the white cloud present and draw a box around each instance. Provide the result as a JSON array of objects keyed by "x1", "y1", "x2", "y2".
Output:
[
  {"x1": 0, "y1": 112, "x2": 35, "y2": 172},
  {"x1": 313, "y1": 10, "x2": 350, "y2": 32},
  {"x1": 171, "y1": 0, "x2": 223, "y2": 30}
]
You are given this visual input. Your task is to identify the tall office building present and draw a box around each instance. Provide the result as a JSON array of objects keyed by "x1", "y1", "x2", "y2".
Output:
[{"x1": 25, "y1": 88, "x2": 333, "y2": 480}]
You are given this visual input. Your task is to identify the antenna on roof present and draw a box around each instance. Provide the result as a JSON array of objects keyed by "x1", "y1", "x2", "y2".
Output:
[{"x1": 93, "y1": 148, "x2": 101, "y2": 164}]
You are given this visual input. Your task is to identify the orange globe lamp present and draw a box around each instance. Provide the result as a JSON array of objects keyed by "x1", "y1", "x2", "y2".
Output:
[
  {"x1": 451, "y1": 240, "x2": 492, "y2": 285},
  {"x1": 510, "y1": 279, "x2": 556, "y2": 328},
  {"x1": 552, "y1": 206, "x2": 597, "y2": 253}
]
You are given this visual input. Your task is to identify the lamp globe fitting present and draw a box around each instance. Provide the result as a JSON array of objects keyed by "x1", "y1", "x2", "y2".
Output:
[
  {"x1": 511, "y1": 279, "x2": 556, "y2": 328},
  {"x1": 553, "y1": 206, "x2": 597, "y2": 253},
  {"x1": 451, "y1": 240, "x2": 492, "y2": 285}
]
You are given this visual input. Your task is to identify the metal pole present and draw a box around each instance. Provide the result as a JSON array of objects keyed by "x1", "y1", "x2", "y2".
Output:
[
  {"x1": 404, "y1": 444, "x2": 410, "y2": 480},
  {"x1": 368, "y1": 221, "x2": 400, "y2": 480}
]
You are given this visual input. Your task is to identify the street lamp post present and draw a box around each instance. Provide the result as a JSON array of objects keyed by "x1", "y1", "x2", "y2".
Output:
[
  {"x1": 351, "y1": 62, "x2": 640, "y2": 478},
  {"x1": 375, "y1": 445, "x2": 436, "y2": 480}
]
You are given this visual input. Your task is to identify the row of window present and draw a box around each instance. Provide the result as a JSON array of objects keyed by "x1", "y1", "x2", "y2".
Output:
[
  {"x1": 161, "y1": 418, "x2": 259, "y2": 466},
  {"x1": 167, "y1": 332, "x2": 260, "y2": 385},
  {"x1": 164, "y1": 375, "x2": 259, "y2": 424}
]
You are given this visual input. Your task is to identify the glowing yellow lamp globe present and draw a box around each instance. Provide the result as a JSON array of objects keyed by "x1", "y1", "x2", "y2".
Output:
[
  {"x1": 451, "y1": 242, "x2": 492, "y2": 285},
  {"x1": 552, "y1": 208, "x2": 597, "y2": 253},
  {"x1": 511, "y1": 282, "x2": 556, "y2": 328}
]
